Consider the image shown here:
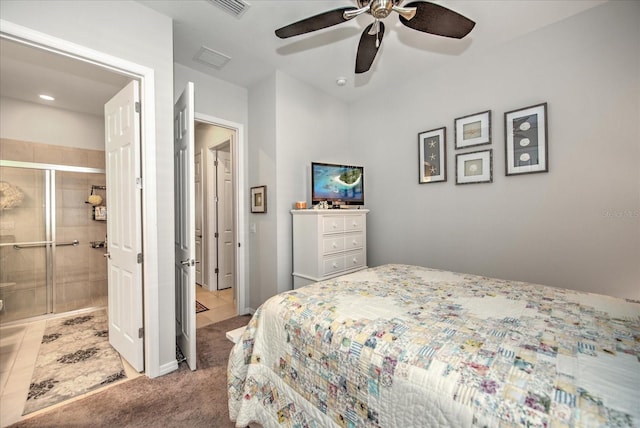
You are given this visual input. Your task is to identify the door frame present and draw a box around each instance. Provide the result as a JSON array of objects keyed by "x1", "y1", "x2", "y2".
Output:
[
  {"x1": 1, "y1": 20, "x2": 163, "y2": 376},
  {"x1": 208, "y1": 141, "x2": 231, "y2": 291},
  {"x1": 195, "y1": 113, "x2": 247, "y2": 315}
]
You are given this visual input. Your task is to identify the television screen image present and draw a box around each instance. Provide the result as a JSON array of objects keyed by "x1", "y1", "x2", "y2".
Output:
[{"x1": 311, "y1": 162, "x2": 364, "y2": 206}]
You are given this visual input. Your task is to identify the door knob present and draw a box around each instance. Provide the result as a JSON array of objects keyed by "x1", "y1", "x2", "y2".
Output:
[
  {"x1": 181, "y1": 258, "x2": 195, "y2": 266},
  {"x1": 103, "y1": 252, "x2": 111, "y2": 259}
]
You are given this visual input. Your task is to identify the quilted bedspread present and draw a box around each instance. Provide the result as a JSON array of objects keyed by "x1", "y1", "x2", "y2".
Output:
[{"x1": 228, "y1": 264, "x2": 640, "y2": 427}]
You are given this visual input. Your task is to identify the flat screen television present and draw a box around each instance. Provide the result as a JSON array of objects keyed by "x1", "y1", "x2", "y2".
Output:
[{"x1": 311, "y1": 162, "x2": 364, "y2": 206}]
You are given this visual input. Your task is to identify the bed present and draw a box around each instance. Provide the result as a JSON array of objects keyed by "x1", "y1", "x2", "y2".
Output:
[{"x1": 228, "y1": 264, "x2": 640, "y2": 427}]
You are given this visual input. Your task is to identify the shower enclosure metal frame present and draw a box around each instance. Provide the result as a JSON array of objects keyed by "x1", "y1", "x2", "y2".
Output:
[{"x1": 0, "y1": 159, "x2": 105, "y2": 322}]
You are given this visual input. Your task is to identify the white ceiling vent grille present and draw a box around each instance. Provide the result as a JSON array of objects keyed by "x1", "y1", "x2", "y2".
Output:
[
  {"x1": 194, "y1": 46, "x2": 231, "y2": 70},
  {"x1": 205, "y1": 0, "x2": 250, "y2": 18}
]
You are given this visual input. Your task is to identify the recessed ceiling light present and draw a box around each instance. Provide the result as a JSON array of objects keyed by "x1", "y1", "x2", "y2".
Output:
[
  {"x1": 39, "y1": 94, "x2": 55, "y2": 101},
  {"x1": 336, "y1": 77, "x2": 347, "y2": 86}
]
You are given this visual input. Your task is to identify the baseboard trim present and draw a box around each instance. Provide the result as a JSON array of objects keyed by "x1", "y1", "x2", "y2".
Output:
[{"x1": 157, "y1": 360, "x2": 179, "y2": 377}]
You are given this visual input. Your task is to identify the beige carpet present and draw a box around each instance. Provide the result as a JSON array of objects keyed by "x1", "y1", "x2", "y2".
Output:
[{"x1": 11, "y1": 315, "x2": 251, "y2": 428}]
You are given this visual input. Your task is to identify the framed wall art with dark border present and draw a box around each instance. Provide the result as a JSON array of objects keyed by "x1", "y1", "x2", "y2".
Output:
[
  {"x1": 251, "y1": 185, "x2": 267, "y2": 213},
  {"x1": 454, "y1": 110, "x2": 491, "y2": 149},
  {"x1": 456, "y1": 149, "x2": 493, "y2": 185},
  {"x1": 504, "y1": 102, "x2": 548, "y2": 176},
  {"x1": 418, "y1": 127, "x2": 447, "y2": 184}
]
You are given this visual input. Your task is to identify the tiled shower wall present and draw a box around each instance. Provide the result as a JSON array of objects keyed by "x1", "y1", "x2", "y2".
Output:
[{"x1": 0, "y1": 139, "x2": 107, "y2": 323}]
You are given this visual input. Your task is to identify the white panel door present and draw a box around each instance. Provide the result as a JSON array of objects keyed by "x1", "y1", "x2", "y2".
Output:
[
  {"x1": 174, "y1": 82, "x2": 196, "y2": 370},
  {"x1": 194, "y1": 151, "x2": 203, "y2": 286},
  {"x1": 217, "y1": 149, "x2": 234, "y2": 290},
  {"x1": 104, "y1": 80, "x2": 144, "y2": 372}
]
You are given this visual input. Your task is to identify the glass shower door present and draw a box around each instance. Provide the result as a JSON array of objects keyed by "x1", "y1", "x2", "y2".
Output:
[
  {"x1": 54, "y1": 170, "x2": 107, "y2": 313},
  {"x1": 0, "y1": 165, "x2": 51, "y2": 323}
]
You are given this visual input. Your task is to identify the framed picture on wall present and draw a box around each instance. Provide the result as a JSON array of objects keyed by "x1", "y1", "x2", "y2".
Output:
[
  {"x1": 418, "y1": 127, "x2": 446, "y2": 184},
  {"x1": 454, "y1": 110, "x2": 491, "y2": 149},
  {"x1": 251, "y1": 185, "x2": 267, "y2": 213},
  {"x1": 504, "y1": 102, "x2": 548, "y2": 176},
  {"x1": 456, "y1": 149, "x2": 492, "y2": 184}
]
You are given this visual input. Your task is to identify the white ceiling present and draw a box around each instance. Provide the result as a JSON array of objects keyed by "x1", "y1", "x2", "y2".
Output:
[
  {"x1": 142, "y1": 0, "x2": 607, "y2": 103},
  {"x1": 0, "y1": 0, "x2": 607, "y2": 115}
]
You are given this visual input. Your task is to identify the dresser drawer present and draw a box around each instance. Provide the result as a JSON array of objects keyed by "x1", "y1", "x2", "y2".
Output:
[
  {"x1": 344, "y1": 233, "x2": 364, "y2": 250},
  {"x1": 322, "y1": 236, "x2": 345, "y2": 254},
  {"x1": 321, "y1": 250, "x2": 365, "y2": 276},
  {"x1": 322, "y1": 216, "x2": 345, "y2": 234},
  {"x1": 344, "y1": 250, "x2": 365, "y2": 270},
  {"x1": 345, "y1": 215, "x2": 365, "y2": 232},
  {"x1": 322, "y1": 255, "x2": 346, "y2": 276}
]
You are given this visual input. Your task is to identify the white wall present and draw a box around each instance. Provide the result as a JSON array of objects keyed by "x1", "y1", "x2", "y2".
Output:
[
  {"x1": 348, "y1": 1, "x2": 640, "y2": 299},
  {"x1": 274, "y1": 72, "x2": 350, "y2": 293},
  {"x1": 0, "y1": 97, "x2": 103, "y2": 150},
  {"x1": 0, "y1": 0, "x2": 176, "y2": 376},
  {"x1": 247, "y1": 71, "x2": 351, "y2": 307},
  {"x1": 248, "y1": 74, "x2": 277, "y2": 309},
  {"x1": 174, "y1": 63, "x2": 248, "y2": 125}
]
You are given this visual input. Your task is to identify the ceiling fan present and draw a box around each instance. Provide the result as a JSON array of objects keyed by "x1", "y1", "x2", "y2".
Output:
[{"x1": 275, "y1": 0, "x2": 476, "y2": 74}]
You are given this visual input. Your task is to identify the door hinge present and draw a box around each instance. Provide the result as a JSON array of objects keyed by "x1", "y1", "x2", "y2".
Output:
[
  {"x1": 136, "y1": 177, "x2": 143, "y2": 189},
  {"x1": 135, "y1": 101, "x2": 140, "y2": 113},
  {"x1": 137, "y1": 253, "x2": 143, "y2": 263},
  {"x1": 214, "y1": 160, "x2": 218, "y2": 167},
  {"x1": 138, "y1": 327, "x2": 144, "y2": 338},
  {"x1": 214, "y1": 232, "x2": 219, "y2": 238},
  {"x1": 215, "y1": 268, "x2": 219, "y2": 274}
]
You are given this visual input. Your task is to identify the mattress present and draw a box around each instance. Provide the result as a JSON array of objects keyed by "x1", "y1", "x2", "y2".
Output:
[{"x1": 228, "y1": 264, "x2": 640, "y2": 427}]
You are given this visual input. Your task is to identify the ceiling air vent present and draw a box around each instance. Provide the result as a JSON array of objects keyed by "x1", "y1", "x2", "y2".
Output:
[
  {"x1": 205, "y1": 0, "x2": 250, "y2": 18},
  {"x1": 194, "y1": 46, "x2": 231, "y2": 70}
]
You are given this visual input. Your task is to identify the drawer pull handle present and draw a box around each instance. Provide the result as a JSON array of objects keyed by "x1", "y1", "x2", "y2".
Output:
[
  {"x1": 332, "y1": 242, "x2": 338, "y2": 248},
  {"x1": 332, "y1": 262, "x2": 338, "y2": 268},
  {"x1": 351, "y1": 258, "x2": 358, "y2": 264},
  {"x1": 351, "y1": 240, "x2": 357, "y2": 246}
]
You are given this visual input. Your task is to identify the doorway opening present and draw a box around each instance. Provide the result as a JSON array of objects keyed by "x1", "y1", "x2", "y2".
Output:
[
  {"x1": 0, "y1": 22, "x2": 158, "y2": 377},
  {"x1": 195, "y1": 121, "x2": 238, "y2": 300}
]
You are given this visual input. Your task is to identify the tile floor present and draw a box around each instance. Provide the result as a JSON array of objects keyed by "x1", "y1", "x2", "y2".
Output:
[
  {"x1": 195, "y1": 285, "x2": 236, "y2": 328},
  {"x1": 0, "y1": 286, "x2": 235, "y2": 427}
]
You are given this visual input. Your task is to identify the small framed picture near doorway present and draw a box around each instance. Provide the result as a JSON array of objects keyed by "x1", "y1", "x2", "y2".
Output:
[{"x1": 251, "y1": 185, "x2": 267, "y2": 213}]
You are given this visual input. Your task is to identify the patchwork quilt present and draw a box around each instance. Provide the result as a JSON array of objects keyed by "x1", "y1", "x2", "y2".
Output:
[{"x1": 228, "y1": 264, "x2": 640, "y2": 427}]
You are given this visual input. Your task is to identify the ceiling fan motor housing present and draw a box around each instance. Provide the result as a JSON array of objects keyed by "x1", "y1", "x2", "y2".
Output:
[{"x1": 357, "y1": 0, "x2": 403, "y2": 19}]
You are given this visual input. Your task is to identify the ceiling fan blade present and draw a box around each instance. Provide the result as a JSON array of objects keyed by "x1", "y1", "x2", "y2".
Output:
[
  {"x1": 355, "y1": 22, "x2": 385, "y2": 74},
  {"x1": 275, "y1": 7, "x2": 358, "y2": 39},
  {"x1": 400, "y1": 1, "x2": 475, "y2": 39}
]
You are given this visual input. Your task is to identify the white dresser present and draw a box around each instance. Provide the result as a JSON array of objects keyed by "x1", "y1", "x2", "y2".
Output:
[{"x1": 291, "y1": 209, "x2": 369, "y2": 289}]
